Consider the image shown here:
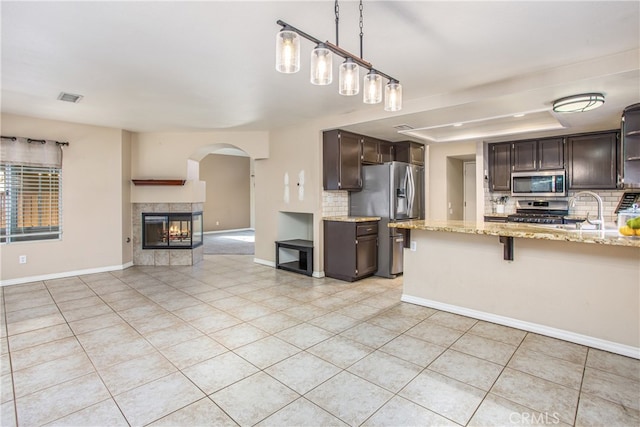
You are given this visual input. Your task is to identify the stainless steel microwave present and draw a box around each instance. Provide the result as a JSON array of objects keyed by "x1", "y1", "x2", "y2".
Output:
[{"x1": 511, "y1": 170, "x2": 566, "y2": 197}]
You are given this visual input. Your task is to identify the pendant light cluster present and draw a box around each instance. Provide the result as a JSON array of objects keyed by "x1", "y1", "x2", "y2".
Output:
[{"x1": 275, "y1": 1, "x2": 402, "y2": 112}]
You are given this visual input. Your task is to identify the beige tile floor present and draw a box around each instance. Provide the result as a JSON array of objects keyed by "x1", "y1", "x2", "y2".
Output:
[{"x1": 1, "y1": 255, "x2": 639, "y2": 426}]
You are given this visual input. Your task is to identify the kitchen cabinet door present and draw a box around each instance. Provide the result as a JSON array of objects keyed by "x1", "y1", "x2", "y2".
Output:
[
  {"x1": 567, "y1": 131, "x2": 619, "y2": 189},
  {"x1": 512, "y1": 138, "x2": 564, "y2": 172},
  {"x1": 512, "y1": 140, "x2": 537, "y2": 172},
  {"x1": 622, "y1": 104, "x2": 640, "y2": 187},
  {"x1": 538, "y1": 137, "x2": 565, "y2": 170},
  {"x1": 379, "y1": 141, "x2": 394, "y2": 163},
  {"x1": 361, "y1": 137, "x2": 379, "y2": 164},
  {"x1": 324, "y1": 220, "x2": 378, "y2": 282},
  {"x1": 395, "y1": 141, "x2": 424, "y2": 165},
  {"x1": 323, "y1": 130, "x2": 362, "y2": 190},
  {"x1": 489, "y1": 142, "x2": 512, "y2": 191},
  {"x1": 355, "y1": 234, "x2": 378, "y2": 278}
]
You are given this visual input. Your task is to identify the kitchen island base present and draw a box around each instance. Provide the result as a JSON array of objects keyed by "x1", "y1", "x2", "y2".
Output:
[{"x1": 401, "y1": 229, "x2": 640, "y2": 358}]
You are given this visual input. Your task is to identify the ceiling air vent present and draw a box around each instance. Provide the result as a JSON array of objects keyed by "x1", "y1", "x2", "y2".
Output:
[
  {"x1": 57, "y1": 92, "x2": 83, "y2": 103},
  {"x1": 393, "y1": 124, "x2": 414, "y2": 131}
]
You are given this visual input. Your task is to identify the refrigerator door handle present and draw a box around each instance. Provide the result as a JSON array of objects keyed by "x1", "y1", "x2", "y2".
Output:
[{"x1": 407, "y1": 166, "x2": 414, "y2": 215}]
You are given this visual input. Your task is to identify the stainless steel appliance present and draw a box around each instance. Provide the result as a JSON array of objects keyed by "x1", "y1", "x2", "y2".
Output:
[
  {"x1": 511, "y1": 170, "x2": 566, "y2": 197},
  {"x1": 507, "y1": 199, "x2": 569, "y2": 224},
  {"x1": 349, "y1": 161, "x2": 424, "y2": 278}
]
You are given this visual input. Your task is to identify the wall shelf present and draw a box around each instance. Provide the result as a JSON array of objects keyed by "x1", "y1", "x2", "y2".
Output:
[{"x1": 132, "y1": 179, "x2": 186, "y2": 186}]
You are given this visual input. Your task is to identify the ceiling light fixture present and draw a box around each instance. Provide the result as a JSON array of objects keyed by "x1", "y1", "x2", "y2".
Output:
[
  {"x1": 552, "y1": 93, "x2": 605, "y2": 113},
  {"x1": 275, "y1": 0, "x2": 402, "y2": 111}
]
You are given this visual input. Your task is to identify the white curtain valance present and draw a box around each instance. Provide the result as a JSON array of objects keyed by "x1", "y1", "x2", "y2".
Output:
[{"x1": 1, "y1": 136, "x2": 66, "y2": 168}]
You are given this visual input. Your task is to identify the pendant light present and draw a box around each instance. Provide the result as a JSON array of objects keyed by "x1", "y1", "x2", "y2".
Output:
[
  {"x1": 385, "y1": 80, "x2": 402, "y2": 112},
  {"x1": 275, "y1": 28, "x2": 300, "y2": 73},
  {"x1": 310, "y1": 43, "x2": 332, "y2": 85},
  {"x1": 552, "y1": 93, "x2": 605, "y2": 113},
  {"x1": 339, "y1": 58, "x2": 359, "y2": 96},
  {"x1": 275, "y1": 1, "x2": 403, "y2": 111},
  {"x1": 363, "y1": 70, "x2": 382, "y2": 104}
]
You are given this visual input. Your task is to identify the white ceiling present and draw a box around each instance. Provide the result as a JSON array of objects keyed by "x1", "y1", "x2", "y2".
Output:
[{"x1": 2, "y1": 1, "x2": 639, "y2": 143}]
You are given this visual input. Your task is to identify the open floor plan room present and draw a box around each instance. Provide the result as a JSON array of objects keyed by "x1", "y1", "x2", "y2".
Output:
[{"x1": 1, "y1": 255, "x2": 638, "y2": 427}]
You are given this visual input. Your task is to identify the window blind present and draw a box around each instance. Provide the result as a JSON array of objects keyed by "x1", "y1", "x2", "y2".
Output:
[{"x1": 1, "y1": 165, "x2": 62, "y2": 243}]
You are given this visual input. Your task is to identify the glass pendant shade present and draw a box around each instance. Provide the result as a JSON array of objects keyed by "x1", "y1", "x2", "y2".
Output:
[
  {"x1": 310, "y1": 44, "x2": 332, "y2": 85},
  {"x1": 275, "y1": 29, "x2": 300, "y2": 73},
  {"x1": 384, "y1": 81, "x2": 402, "y2": 111},
  {"x1": 552, "y1": 93, "x2": 605, "y2": 113},
  {"x1": 339, "y1": 58, "x2": 359, "y2": 96},
  {"x1": 363, "y1": 70, "x2": 382, "y2": 104}
]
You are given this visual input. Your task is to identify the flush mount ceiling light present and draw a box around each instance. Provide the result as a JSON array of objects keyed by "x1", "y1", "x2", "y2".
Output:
[
  {"x1": 552, "y1": 93, "x2": 605, "y2": 113},
  {"x1": 275, "y1": 0, "x2": 402, "y2": 111}
]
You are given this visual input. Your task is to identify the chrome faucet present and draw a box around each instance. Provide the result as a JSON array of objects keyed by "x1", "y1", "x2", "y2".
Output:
[{"x1": 569, "y1": 191, "x2": 604, "y2": 230}]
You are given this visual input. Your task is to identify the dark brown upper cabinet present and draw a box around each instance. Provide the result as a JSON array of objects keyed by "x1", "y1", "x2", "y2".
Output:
[
  {"x1": 512, "y1": 138, "x2": 564, "y2": 172},
  {"x1": 361, "y1": 136, "x2": 393, "y2": 165},
  {"x1": 489, "y1": 142, "x2": 512, "y2": 191},
  {"x1": 323, "y1": 130, "x2": 362, "y2": 191},
  {"x1": 567, "y1": 131, "x2": 620, "y2": 190},
  {"x1": 395, "y1": 141, "x2": 425, "y2": 166}
]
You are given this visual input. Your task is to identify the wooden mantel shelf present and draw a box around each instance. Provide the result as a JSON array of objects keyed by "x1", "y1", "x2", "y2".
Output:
[{"x1": 131, "y1": 179, "x2": 186, "y2": 186}]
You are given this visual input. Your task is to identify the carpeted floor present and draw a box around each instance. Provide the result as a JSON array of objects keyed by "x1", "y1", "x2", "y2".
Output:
[{"x1": 203, "y1": 230, "x2": 255, "y2": 255}]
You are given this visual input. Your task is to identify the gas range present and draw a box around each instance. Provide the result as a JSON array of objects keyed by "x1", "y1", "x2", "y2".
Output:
[{"x1": 507, "y1": 199, "x2": 569, "y2": 224}]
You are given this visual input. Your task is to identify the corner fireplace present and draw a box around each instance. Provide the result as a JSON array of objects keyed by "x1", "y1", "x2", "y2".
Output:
[{"x1": 142, "y1": 212, "x2": 203, "y2": 249}]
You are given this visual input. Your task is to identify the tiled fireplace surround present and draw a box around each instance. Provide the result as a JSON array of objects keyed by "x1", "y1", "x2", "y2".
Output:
[{"x1": 132, "y1": 203, "x2": 204, "y2": 266}]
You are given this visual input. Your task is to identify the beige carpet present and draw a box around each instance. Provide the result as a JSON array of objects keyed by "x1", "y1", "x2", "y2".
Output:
[{"x1": 203, "y1": 230, "x2": 255, "y2": 255}]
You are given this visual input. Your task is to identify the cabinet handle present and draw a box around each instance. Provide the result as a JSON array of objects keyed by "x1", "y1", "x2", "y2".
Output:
[{"x1": 627, "y1": 156, "x2": 640, "y2": 161}]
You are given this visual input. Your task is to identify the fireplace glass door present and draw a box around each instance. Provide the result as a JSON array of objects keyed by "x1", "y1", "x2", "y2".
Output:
[{"x1": 142, "y1": 212, "x2": 203, "y2": 249}]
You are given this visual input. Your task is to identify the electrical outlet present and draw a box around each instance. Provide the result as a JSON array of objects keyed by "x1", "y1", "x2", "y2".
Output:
[
  {"x1": 19, "y1": 255, "x2": 27, "y2": 264},
  {"x1": 216, "y1": 221, "x2": 220, "y2": 226},
  {"x1": 410, "y1": 241, "x2": 417, "y2": 252}
]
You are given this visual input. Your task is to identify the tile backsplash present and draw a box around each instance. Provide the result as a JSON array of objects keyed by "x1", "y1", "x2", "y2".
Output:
[
  {"x1": 322, "y1": 190, "x2": 349, "y2": 217},
  {"x1": 485, "y1": 182, "x2": 625, "y2": 223}
]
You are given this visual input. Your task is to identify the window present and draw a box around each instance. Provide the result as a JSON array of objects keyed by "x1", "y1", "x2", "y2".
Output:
[
  {"x1": 0, "y1": 136, "x2": 65, "y2": 244},
  {"x1": 0, "y1": 164, "x2": 62, "y2": 243}
]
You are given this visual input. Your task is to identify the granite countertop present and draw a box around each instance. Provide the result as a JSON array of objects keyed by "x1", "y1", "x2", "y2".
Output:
[
  {"x1": 389, "y1": 219, "x2": 640, "y2": 248},
  {"x1": 323, "y1": 216, "x2": 381, "y2": 223}
]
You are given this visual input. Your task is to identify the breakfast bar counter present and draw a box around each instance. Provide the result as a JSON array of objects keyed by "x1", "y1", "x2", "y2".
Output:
[
  {"x1": 390, "y1": 220, "x2": 640, "y2": 358},
  {"x1": 388, "y1": 219, "x2": 640, "y2": 248}
]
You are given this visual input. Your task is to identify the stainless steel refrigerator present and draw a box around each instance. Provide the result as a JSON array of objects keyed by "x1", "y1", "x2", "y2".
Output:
[{"x1": 349, "y1": 161, "x2": 425, "y2": 278}]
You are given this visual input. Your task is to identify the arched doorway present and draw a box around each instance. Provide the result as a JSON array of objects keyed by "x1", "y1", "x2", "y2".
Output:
[{"x1": 192, "y1": 144, "x2": 255, "y2": 255}]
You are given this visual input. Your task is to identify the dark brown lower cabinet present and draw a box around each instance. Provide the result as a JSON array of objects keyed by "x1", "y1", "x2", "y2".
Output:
[{"x1": 324, "y1": 220, "x2": 378, "y2": 282}]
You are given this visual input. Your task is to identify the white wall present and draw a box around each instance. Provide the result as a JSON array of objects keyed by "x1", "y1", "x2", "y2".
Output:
[
  {"x1": 1, "y1": 114, "x2": 131, "y2": 284},
  {"x1": 200, "y1": 154, "x2": 251, "y2": 231},
  {"x1": 427, "y1": 141, "x2": 478, "y2": 220}
]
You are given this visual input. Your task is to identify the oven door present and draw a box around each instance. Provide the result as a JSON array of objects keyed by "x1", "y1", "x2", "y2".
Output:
[{"x1": 511, "y1": 170, "x2": 566, "y2": 197}]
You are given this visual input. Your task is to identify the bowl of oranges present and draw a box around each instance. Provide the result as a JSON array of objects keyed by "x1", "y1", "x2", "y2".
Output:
[{"x1": 618, "y1": 205, "x2": 640, "y2": 237}]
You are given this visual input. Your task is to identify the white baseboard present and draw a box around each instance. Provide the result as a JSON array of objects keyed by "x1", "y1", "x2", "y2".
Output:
[
  {"x1": 402, "y1": 294, "x2": 640, "y2": 360},
  {"x1": 204, "y1": 228, "x2": 254, "y2": 235},
  {"x1": 0, "y1": 262, "x2": 135, "y2": 287},
  {"x1": 253, "y1": 258, "x2": 275, "y2": 268}
]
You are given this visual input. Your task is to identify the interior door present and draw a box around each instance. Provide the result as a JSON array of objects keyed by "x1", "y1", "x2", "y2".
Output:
[{"x1": 463, "y1": 161, "x2": 477, "y2": 221}]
